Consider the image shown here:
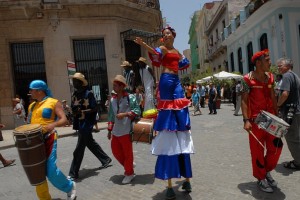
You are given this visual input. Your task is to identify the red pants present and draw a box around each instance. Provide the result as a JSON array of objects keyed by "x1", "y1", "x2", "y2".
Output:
[
  {"x1": 249, "y1": 123, "x2": 283, "y2": 180},
  {"x1": 111, "y1": 134, "x2": 134, "y2": 176}
]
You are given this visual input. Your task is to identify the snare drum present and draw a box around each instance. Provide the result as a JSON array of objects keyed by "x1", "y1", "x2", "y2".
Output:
[
  {"x1": 255, "y1": 110, "x2": 290, "y2": 138},
  {"x1": 13, "y1": 124, "x2": 46, "y2": 186},
  {"x1": 132, "y1": 118, "x2": 154, "y2": 144}
]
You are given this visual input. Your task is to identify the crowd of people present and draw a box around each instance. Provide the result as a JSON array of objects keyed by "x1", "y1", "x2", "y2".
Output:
[{"x1": 1, "y1": 26, "x2": 300, "y2": 200}]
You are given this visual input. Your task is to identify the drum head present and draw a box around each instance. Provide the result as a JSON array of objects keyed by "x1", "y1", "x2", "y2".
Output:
[
  {"x1": 14, "y1": 124, "x2": 42, "y2": 134},
  {"x1": 262, "y1": 111, "x2": 290, "y2": 126}
]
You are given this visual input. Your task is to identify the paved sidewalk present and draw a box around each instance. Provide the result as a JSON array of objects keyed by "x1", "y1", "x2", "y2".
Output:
[{"x1": 0, "y1": 121, "x2": 108, "y2": 150}]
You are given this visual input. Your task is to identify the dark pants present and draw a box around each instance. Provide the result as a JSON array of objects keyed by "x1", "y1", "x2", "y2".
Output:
[
  {"x1": 200, "y1": 96, "x2": 205, "y2": 108},
  {"x1": 69, "y1": 129, "x2": 111, "y2": 177},
  {"x1": 0, "y1": 130, "x2": 3, "y2": 141},
  {"x1": 232, "y1": 94, "x2": 236, "y2": 109},
  {"x1": 208, "y1": 98, "x2": 217, "y2": 114}
]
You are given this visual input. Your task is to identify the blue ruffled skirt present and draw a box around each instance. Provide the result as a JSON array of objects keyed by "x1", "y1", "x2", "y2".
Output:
[{"x1": 152, "y1": 73, "x2": 194, "y2": 180}]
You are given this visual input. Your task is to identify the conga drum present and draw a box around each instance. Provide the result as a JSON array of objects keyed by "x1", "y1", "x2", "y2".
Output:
[
  {"x1": 13, "y1": 124, "x2": 46, "y2": 186},
  {"x1": 132, "y1": 118, "x2": 154, "y2": 144}
]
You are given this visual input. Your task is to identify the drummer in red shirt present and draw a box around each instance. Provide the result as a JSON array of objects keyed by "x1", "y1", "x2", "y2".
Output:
[{"x1": 241, "y1": 49, "x2": 282, "y2": 193}]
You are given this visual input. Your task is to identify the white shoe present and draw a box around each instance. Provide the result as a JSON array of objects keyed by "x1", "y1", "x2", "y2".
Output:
[
  {"x1": 67, "y1": 181, "x2": 76, "y2": 200},
  {"x1": 257, "y1": 179, "x2": 273, "y2": 193},
  {"x1": 266, "y1": 172, "x2": 278, "y2": 187},
  {"x1": 122, "y1": 174, "x2": 135, "y2": 184}
]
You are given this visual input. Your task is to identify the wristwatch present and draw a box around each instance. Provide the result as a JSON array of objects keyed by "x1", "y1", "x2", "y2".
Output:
[{"x1": 243, "y1": 118, "x2": 250, "y2": 123}]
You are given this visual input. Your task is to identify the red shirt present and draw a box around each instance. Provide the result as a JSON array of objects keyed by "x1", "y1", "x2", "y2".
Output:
[{"x1": 243, "y1": 72, "x2": 275, "y2": 119}]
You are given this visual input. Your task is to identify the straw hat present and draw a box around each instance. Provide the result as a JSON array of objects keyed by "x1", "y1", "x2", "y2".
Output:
[
  {"x1": 12, "y1": 98, "x2": 20, "y2": 103},
  {"x1": 138, "y1": 57, "x2": 147, "y2": 64},
  {"x1": 113, "y1": 75, "x2": 127, "y2": 86},
  {"x1": 70, "y1": 72, "x2": 88, "y2": 86},
  {"x1": 120, "y1": 61, "x2": 132, "y2": 67},
  {"x1": 62, "y1": 100, "x2": 67, "y2": 103}
]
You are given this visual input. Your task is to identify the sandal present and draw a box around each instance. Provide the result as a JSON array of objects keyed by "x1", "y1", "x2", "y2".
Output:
[
  {"x1": 284, "y1": 160, "x2": 300, "y2": 170},
  {"x1": 3, "y1": 159, "x2": 15, "y2": 167}
]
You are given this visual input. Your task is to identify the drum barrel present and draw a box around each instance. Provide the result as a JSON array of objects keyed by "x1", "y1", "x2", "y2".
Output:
[
  {"x1": 132, "y1": 119, "x2": 154, "y2": 144},
  {"x1": 14, "y1": 130, "x2": 46, "y2": 186}
]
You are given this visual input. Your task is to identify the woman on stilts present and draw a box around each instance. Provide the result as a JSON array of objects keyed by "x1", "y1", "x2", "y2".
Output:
[{"x1": 134, "y1": 26, "x2": 194, "y2": 199}]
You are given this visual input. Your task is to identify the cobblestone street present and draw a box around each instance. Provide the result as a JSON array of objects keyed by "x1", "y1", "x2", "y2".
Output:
[{"x1": 0, "y1": 103, "x2": 299, "y2": 200}]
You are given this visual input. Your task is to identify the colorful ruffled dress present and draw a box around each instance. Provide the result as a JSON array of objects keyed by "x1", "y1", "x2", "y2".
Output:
[{"x1": 149, "y1": 48, "x2": 194, "y2": 180}]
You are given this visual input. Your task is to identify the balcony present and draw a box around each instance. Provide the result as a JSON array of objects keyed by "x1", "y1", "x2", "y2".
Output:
[
  {"x1": 249, "y1": 0, "x2": 269, "y2": 14},
  {"x1": 126, "y1": 0, "x2": 160, "y2": 10},
  {"x1": 222, "y1": 0, "x2": 269, "y2": 40},
  {"x1": 0, "y1": 0, "x2": 160, "y2": 10}
]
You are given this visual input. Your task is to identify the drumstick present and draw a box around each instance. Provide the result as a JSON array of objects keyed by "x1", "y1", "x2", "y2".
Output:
[{"x1": 248, "y1": 130, "x2": 265, "y2": 149}]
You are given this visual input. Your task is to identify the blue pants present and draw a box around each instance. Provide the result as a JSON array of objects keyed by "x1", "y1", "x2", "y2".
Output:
[{"x1": 36, "y1": 136, "x2": 73, "y2": 200}]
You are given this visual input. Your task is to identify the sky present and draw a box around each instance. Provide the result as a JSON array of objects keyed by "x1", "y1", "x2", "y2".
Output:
[{"x1": 159, "y1": 0, "x2": 212, "y2": 53}]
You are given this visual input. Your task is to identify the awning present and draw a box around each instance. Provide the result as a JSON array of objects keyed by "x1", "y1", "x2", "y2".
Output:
[{"x1": 120, "y1": 29, "x2": 161, "y2": 45}]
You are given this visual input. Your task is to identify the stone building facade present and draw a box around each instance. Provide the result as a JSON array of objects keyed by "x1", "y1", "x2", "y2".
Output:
[
  {"x1": 195, "y1": 1, "x2": 221, "y2": 74},
  {"x1": 0, "y1": 0, "x2": 162, "y2": 128}
]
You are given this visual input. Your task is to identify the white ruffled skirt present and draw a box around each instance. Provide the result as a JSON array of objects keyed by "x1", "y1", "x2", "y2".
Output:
[{"x1": 151, "y1": 130, "x2": 194, "y2": 180}]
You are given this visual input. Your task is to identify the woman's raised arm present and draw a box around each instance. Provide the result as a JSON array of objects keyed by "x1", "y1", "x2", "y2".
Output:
[{"x1": 134, "y1": 37, "x2": 157, "y2": 54}]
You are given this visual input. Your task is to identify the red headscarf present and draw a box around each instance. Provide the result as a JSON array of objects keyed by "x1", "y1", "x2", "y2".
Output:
[{"x1": 251, "y1": 49, "x2": 269, "y2": 64}]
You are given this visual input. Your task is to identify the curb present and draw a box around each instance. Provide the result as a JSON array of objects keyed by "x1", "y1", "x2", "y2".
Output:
[
  {"x1": 0, "y1": 127, "x2": 107, "y2": 151},
  {"x1": 0, "y1": 144, "x2": 15, "y2": 151}
]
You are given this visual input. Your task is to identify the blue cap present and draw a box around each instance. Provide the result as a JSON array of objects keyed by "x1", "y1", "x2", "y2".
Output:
[{"x1": 29, "y1": 80, "x2": 52, "y2": 97}]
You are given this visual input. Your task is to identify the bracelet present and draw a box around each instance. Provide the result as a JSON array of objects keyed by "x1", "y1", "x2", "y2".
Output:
[{"x1": 243, "y1": 118, "x2": 250, "y2": 123}]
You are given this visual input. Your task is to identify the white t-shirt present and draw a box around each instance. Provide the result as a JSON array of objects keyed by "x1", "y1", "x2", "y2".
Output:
[{"x1": 14, "y1": 103, "x2": 26, "y2": 119}]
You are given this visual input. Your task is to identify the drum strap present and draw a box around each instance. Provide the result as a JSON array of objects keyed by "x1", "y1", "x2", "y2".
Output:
[
  {"x1": 44, "y1": 130, "x2": 55, "y2": 140},
  {"x1": 27, "y1": 102, "x2": 37, "y2": 124}
]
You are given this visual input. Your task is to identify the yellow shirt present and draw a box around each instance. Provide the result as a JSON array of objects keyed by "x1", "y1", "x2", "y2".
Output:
[{"x1": 28, "y1": 97, "x2": 58, "y2": 128}]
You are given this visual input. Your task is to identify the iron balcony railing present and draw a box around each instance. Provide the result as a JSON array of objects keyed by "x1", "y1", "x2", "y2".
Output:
[{"x1": 126, "y1": 0, "x2": 160, "y2": 9}]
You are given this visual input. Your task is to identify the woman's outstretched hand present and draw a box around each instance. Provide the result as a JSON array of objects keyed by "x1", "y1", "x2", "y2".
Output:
[{"x1": 134, "y1": 37, "x2": 143, "y2": 45}]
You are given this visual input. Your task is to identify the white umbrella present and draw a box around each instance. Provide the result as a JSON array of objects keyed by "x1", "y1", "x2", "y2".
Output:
[
  {"x1": 201, "y1": 76, "x2": 213, "y2": 82},
  {"x1": 196, "y1": 79, "x2": 203, "y2": 84},
  {"x1": 213, "y1": 71, "x2": 242, "y2": 80}
]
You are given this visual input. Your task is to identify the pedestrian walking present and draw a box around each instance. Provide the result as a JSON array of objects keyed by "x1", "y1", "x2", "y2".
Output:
[
  {"x1": 191, "y1": 88, "x2": 201, "y2": 115},
  {"x1": 0, "y1": 123, "x2": 15, "y2": 167},
  {"x1": 94, "y1": 113, "x2": 100, "y2": 132},
  {"x1": 241, "y1": 49, "x2": 282, "y2": 193},
  {"x1": 197, "y1": 83, "x2": 206, "y2": 108},
  {"x1": 185, "y1": 83, "x2": 192, "y2": 101},
  {"x1": 234, "y1": 80, "x2": 242, "y2": 116},
  {"x1": 62, "y1": 100, "x2": 72, "y2": 126},
  {"x1": 136, "y1": 57, "x2": 157, "y2": 118},
  {"x1": 274, "y1": 74, "x2": 282, "y2": 101},
  {"x1": 134, "y1": 87, "x2": 144, "y2": 117},
  {"x1": 134, "y1": 26, "x2": 194, "y2": 199},
  {"x1": 276, "y1": 57, "x2": 300, "y2": 170},
  {"x1": 107, "y1": 75, "x2": 141, "y2": 184},
  {"x1": 12, "y1": 98, "x2": 26, "y2": 127},
  {"x1": 0, "y1": 152, "x2": 15, "y2": 167},
  {"x1": 231, "y1": 79, "x2": 237, "y2": 109},
  {"x1": 27, "y1": 80, "x2": 76, "y2": 200},
  {"x1": 0, "y1": 123, "x2": 3, "y2": 141},
  {"x1": 208, "y1": 83, "x2": 217, "y2": 114},
  {"x1": 68, "y1": 72, "x2": 112, "y2": 180},
  {"x1": 121, "y1": 61, "x2": 135, "y2": 93}
]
